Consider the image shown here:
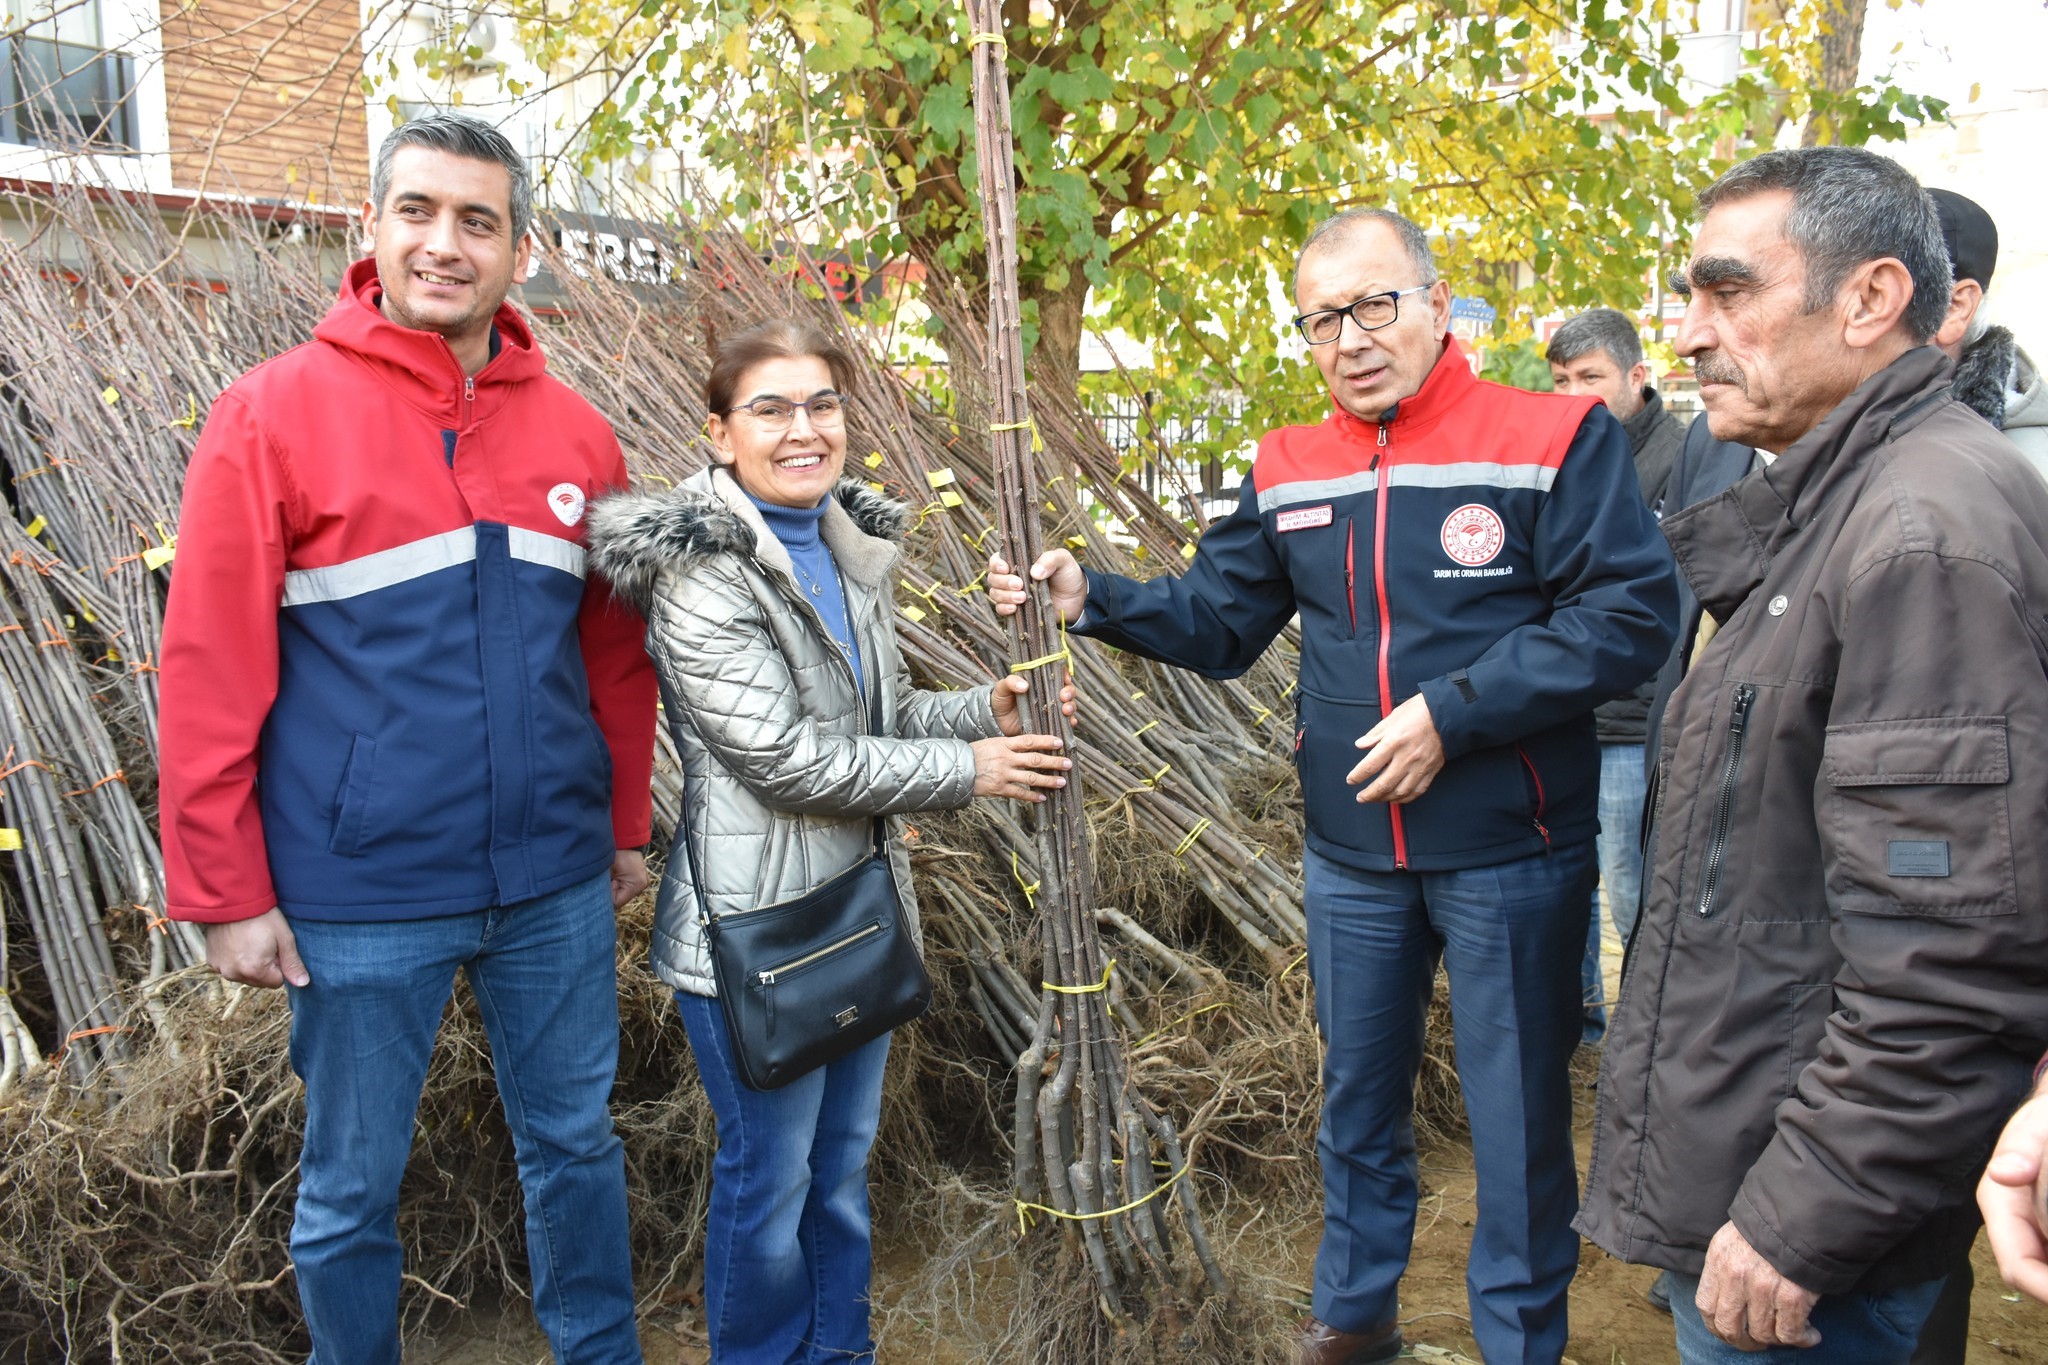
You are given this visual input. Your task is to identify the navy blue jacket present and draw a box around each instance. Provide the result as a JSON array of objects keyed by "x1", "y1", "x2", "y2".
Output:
[{"x1": 1076, "y1": 342, "x2": 1679, "y2": 872}]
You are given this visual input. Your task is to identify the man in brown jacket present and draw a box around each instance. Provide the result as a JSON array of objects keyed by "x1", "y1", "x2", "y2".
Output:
[{"x1": 1578, "y1": 146, "x2": 2048, "y2": 1364}]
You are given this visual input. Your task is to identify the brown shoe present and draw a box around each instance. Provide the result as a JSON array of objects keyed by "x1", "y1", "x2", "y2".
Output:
[{"x1": 1295, "y1": 1315, "x2": 1403, "y2": 1365}]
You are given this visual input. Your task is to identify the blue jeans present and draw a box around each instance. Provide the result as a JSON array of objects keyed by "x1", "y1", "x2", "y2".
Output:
[
  {"x1": 1668, "y1": 1272, "x2": 1945, "y2": 1365},
  {"x1": 677, "y1": 989, "x2": 891, "y2": 1364},
  {"x1": 284, "y1": 873, "x2": 638, "y2": 1365},
  {"x1": 1303, "y1": 841, "x2": 1595, "y2": 1365},
  {"x1": 1582, "y1": 742, "x2": 1648, "y2": 1041}
]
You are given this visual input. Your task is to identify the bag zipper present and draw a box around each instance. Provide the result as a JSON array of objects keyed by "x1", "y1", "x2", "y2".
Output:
[
  {"x1": 757, "y1": 919, "x2": 884, "y2": 1034},
  {"x1": 1694, "y1": 682, "x2": 1756, "y2": 917},
  {"x1": 1371, "y1": 422, "x2": 1407, "y2": 868},
  {"x1": 758, "y1": 919, "x2": 883, "y2": 986}
]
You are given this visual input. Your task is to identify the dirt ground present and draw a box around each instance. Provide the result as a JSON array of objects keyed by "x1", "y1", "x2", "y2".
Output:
[
  {"x1": 417, "y1": 921, "x2": 2048, "y2": 1364},
  {"x1": 414, "y1": 1116, "x2": 2048, "y2": 1365}
]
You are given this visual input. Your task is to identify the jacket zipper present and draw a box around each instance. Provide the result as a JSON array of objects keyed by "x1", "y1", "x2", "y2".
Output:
[
  {"x1": 1515, "y1": 743, "x2": 1552, "y2": 848},
  {"x1": 463, "y1": 374, "x2": 476, "y2": 428},
  {"x1": 1694, "y1": 682, "x2": 1756, "y2": 917},
  {"x1": 758, "y1": 919, "x2": 884, "y2": 1033},
  {"x1": 1343, "y1": 517, "x2": 1357, "y2": 636},
  {"x1": 1371, "y1": 422, "x2": 1407, "y2": 868}
]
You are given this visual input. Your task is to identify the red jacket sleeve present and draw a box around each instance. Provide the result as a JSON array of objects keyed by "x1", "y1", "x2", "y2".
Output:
[
  {"x1": 582, "y1": 437, "x2": 657, "y2": 848},
  {"x1": 159, "y1": 392, "x2": 292, "y2": 922}
]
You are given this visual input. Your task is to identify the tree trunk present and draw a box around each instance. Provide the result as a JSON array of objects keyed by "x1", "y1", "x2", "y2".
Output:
[
  {"x1": 1802, "y1": 0, "x2": 1868, "y2": 146},
  {"x1": 1020, "y1": 269, "x2": 1088, "y2": 394}
]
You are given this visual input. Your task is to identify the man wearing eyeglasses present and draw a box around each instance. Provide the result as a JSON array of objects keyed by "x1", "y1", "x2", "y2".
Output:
[{"x1": 991, "y1": 208, "x2": 1676, "y2": 1364}]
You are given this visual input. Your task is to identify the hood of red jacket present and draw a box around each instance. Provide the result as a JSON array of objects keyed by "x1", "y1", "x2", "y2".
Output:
[{"x1": 312, "y1": 257, "x2": 547, "y2": 424}]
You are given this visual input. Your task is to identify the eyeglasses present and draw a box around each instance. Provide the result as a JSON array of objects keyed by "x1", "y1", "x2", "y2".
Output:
[
  {"x1": 725, "y1": 392, "x2": 846, "y2": 430},
  {"x1": 1293, "y1": 285, "x2": 1433, "y2": 346}
]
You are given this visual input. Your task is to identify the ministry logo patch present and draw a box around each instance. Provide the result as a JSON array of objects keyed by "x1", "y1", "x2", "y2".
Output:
[
  {"x1": 547, "y1": 482, "x2": 587, "y2": 527},
  {"x1": 1440, "y1": 503, "x2": 1504, "y2": 567}
]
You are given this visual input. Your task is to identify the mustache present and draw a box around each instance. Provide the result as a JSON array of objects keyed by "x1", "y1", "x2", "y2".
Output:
[{"x1": 1693, "y1": 351, "x2": 1747, "y2": 392}]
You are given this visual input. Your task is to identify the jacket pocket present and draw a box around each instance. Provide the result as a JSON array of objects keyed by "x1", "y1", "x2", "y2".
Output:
[
  {"x1": 1693, "y1": 682, "x2": 1757, "y2": 918},
  {"x1": 1295, "y1": 690, "x2": 1390, "y2": 859},
  {"x1": 328, "y1": 733, "x2": 376, "y2": 858},
  {"x1": 1822, "y1": 716, "x2": 2015, "y2": 917}
]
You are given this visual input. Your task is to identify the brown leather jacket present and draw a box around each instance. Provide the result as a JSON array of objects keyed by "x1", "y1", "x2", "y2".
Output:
[{"x1": 1577, "y1": 346, "x2": 2048, "y2": 1294}]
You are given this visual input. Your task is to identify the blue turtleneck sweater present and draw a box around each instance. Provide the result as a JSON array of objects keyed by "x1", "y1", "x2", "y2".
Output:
[{"x1": 748, "y1": 491, "x2": 865, "y2": 693}]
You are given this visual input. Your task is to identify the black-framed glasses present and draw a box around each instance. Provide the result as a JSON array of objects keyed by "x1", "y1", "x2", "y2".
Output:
[
  {"x1": 725, "y1": 391, "x2": 846, "y2": 430},
  {"x1": 1292, "y1": 285, "x2": 1433, "y2": 345}
]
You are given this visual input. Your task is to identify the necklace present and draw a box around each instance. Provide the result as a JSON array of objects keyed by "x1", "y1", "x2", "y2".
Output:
[{"x1": 791, "y1": 559, "x2": 830, "y2": 599}]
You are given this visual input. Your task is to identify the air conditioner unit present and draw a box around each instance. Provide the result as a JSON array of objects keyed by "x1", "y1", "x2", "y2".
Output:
[{"x1": 431, "y1": 4, "x2": 510, "y2": 74}]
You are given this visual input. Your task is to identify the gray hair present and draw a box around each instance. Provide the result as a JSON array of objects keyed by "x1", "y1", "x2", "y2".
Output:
[
  {"x1": 1295, "y1": 208, "x2": 1438, "y2": 293},
  {"x1": 1696, "y1": 147, "x2": 1950, "y2": 344},
  {"x1": 1546, "y1": 307, "x2": 1643, "y2": 372},
  {"x1": 371, "y1": 111, "x2": 534, "y2": 244}
]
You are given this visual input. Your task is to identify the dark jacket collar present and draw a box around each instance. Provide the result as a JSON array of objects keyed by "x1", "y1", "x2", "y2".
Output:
[
  {"x1": 311, "y1": 257, "x2": 547, "y2": 422},
  {"x1": 1661, "y1": 345, "x2": 1954, "y2": 622},
  {"x1": 1622, "y1": 386, "x2": 1667, "y2": 451},
  {"x1": 1328, "y1": 336, "x2": 1475, "y2": 440}
]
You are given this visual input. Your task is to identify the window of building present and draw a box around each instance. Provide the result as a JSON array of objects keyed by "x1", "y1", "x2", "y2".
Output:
[{"x1": 1, "y1": 0, "x2": 140, "y2": 150}]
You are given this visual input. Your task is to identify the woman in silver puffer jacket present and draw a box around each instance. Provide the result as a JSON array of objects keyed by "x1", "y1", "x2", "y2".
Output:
[{"x1": 587, "y1": 319, "x2": 1069, "y2": 1364}]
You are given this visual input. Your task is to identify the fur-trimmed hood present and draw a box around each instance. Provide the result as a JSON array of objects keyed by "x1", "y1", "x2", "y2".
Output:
[
  {"x1": 1954, "y1": 324, "x2": 2017, "y2": 429},
  {"x1": 587, "y1": 464, "x2": 909, "y2": 612}
]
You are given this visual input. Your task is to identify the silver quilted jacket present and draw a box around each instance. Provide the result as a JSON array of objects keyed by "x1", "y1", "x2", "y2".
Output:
[{"x1": 586, "y1": 465, "x2": 1001, "y2": 996}]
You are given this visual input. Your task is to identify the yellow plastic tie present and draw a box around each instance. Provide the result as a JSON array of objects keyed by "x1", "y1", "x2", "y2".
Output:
[
  {"x1": 171, "y1": 393, "x2": 199, "y2": 428},
  {"x1": 1013, "y1": 1161, "x2": 1187, "y2": 1236},
  {"x1": 969, "y1": 30, "x2": 1007, "y2": 50},
  {"x1": 1250, "y1": 705, "x2": 1273, "y2": 726},
  {"x1": 23, "y1": 515, "x2": 46, "y2": 539},
  {"x1": 1146, "y1": 763, "x2": 1171, "y2": 786},
  {"x1": 1129, "y1": 690, "x2": 1145, "y2": 702},
  {"x1": 1011, "y1": 849, "x2": 1039, "y2": 907},
  {"x1": 1010, "y1": 616, "x2": 1072, "y2": 675},
  {"x1": 1131, "y1": 718, "x2": 1161, "y2": 738},
  {"x1": 989, "y1": 416, "x2": 1045, "y2": 452},
  {"x1": 1278, "y1": 950, "x2": 1309, "y2": 983},
  {"x1": 1043, "y1": 957, "x2": 1115, "y2": 995},
  {"x1": 1171, "y1": 817, "x2": 1212, "y2": 857},
  {"x1": 954, "y1": 573, "x2": 987, "y2": 596}
]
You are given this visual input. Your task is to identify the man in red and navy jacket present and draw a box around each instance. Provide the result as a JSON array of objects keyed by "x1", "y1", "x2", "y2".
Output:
[
  {"x1": 158, "y1": 114, "x2": 655, "y2": 1364},
  {"x1": 993, "y1": 209, "x2": 1676, "y2": 1365}
]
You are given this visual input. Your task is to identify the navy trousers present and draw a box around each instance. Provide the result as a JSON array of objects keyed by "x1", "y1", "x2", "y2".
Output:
[{"x1": 1303, "y1": 840, "x2": 1595, "y2": 1365}]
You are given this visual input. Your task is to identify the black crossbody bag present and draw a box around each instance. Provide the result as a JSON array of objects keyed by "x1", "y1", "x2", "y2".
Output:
[{"x1": 678, "y1": 687, "x2": 932, "y2": 1091}]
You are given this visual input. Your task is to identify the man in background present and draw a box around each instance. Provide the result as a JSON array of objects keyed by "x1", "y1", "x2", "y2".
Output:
[
  {"x1": 1927, "y1": 187, "x2": 2048, "y2": 483},
  {"x1": 1545, "y1": 307, "x2": 1685, "y2": 1040}
]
